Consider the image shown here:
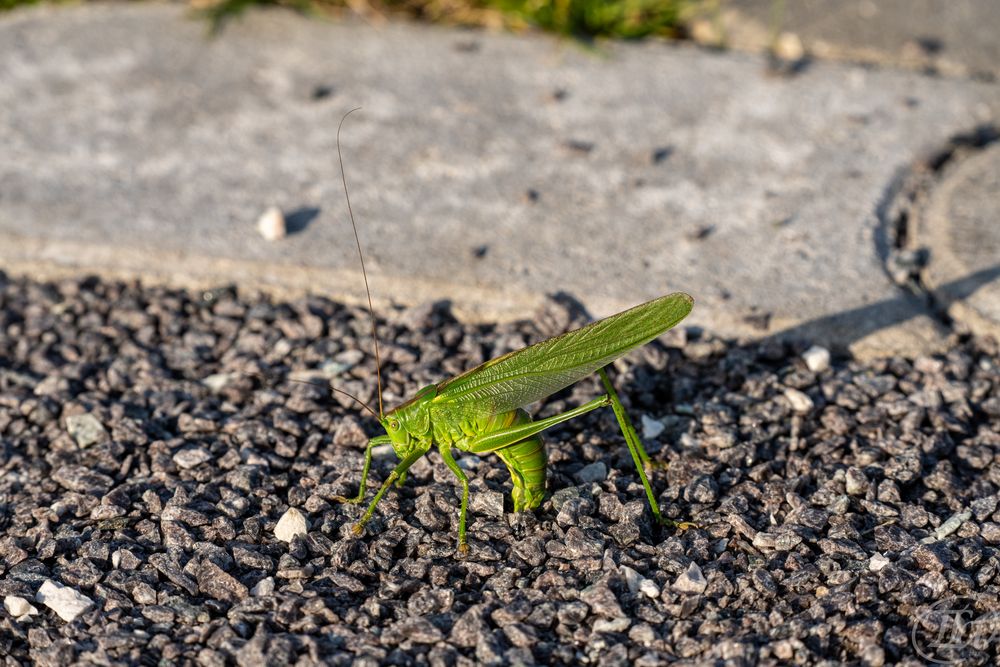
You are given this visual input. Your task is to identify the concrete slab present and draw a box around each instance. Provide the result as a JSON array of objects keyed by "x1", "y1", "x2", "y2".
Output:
[
  {"x1": 719, "y1": 0, "x2": 1000, "y2": 81},
  {"x1": 1, "y1": 4, "x2": 998, "y2": 358},
  {"x1": 915, "y1": 142, "x2": 1000, "y2": 338}
]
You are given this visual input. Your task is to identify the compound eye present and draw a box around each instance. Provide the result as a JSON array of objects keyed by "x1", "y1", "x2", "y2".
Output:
[{"x1": 390, "y1": 420, "x2": 400, "y2": 431}]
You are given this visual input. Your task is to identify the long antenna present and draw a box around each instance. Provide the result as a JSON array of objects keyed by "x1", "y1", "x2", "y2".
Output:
[
  {"x1": 291, "y1": 378, "x2": 380, "y2": 419},
  {"x1": 337, "y1": 108, "x2": 384, "y2": 419},
  {"x1": 244, "y1": 372, "x2": 380, "y2": 419}
]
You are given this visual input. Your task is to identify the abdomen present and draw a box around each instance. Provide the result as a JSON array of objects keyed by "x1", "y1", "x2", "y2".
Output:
[{"x1": 489, "y1": 409, "x2": 547, "y2": 512}]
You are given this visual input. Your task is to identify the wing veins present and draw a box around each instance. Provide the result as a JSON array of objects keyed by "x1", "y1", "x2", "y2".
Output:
[{"x1": 431, "y1": 293, "x2": 692, "y2": 418}]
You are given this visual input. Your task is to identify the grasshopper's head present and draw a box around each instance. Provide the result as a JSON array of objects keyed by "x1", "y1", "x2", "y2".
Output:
[
  {"x1": 380, "y1": 413, "x2": 415, "y2": 459},
  {"x1": 380, "y1": 384, "x2": 437, "y2": 459}
]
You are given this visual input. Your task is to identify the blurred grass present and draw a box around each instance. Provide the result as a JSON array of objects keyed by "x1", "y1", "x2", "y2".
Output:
[
  {"x1": 2, "y1": 0, "x2": 704, "y2": 40},
  {"x1": 0, "y1": 0, "x2": 42, "y2": 9}
]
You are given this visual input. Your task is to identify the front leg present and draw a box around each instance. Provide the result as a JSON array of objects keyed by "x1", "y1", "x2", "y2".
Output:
[
  {"x1": 352, "y1": 449, "x2": 425, "y2": 536},
  {"x1": 332, "y1": 435, "x2": 392, "y2": 504},
  {"x1": 437, "y1": 443, "x2": 471, "y2": 555}
]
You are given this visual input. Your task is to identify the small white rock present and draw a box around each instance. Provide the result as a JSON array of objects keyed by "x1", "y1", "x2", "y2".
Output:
[
  {"x1": 641, "y1": 414, "x2": 665, "y2": 440},
  {"x1": 620, "y1": 565, "x2": 660, "y2": 599},
  {"x1": 845, "y1": 466, "x2": 869, "y2": 496},
  {"x1": 774, "y1": 32, "x2": 805, "y2": 62},
  {"x1": 173, "y1": 447, "x2": 212, "y2": 470},
  {"x1": 932, "y1": 510, "x2": 971, "y2": 542},
  {"x1": 783, "y1": 387, "x2": 814, "y2": 413},
  {"x1": 257, "y1": 206, "x2": 286, "y2": 241},
  {"x1": 65, "y1": 414, "x2": 109, "y2": 448},
  {"x1": 35, "y1": 580, "x2": 94, "y2": 622},
  {"x1": 592, "y1": 617, "x2": 631, "y2": 634},
  {"x1": 802, "y1": 345, "x2": 831, "y2": 373},
  {"x1": 251, "y1": 577, "x2": 275, "y2": 596},
  {"x1": 201, "y1": 373, "x2": 235, "y2": 393},
  {"x1": 672, "y1": 561, "x2": 707, "y2": 594},
  {"x1": 638, "y1": 578, "x2": 661, "y2": 599},
  {"x1": 575, "y1": 461, "x2": 607, "y2": 484},
  {"x1": 4, "y1": 595, "x2": 38, "y2": 619},
  {"x1": 619, "y1": 565, "x2": 642, "y2": 595},
  {"x1": 869, "y1": 553, "x2": 890, "y2": 572},
  {"x1": 274, "y1": 507, "x2": 309, "y2": 543}
]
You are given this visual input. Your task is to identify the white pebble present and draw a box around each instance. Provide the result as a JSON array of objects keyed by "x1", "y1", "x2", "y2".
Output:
[
  {"x1": 4, "y1": 595, "x2": 39, "y2": 620},
  {"x1": 641, "y1": 414, "x2": 665, "y2": 439},
  {"x1": 173, "y1": 447, "x2": 212, "y2": 470},
  {"x1": 65, "y1": 414, "x2": 109, "y2": 448},
  {"x1": 35, "y1": 580, "x2": 94, "y2": 622},
  {"x1": 638, "y1": 578, "x2": 661, "y2": 599},
  {"x1": 783, "y1": 387, "x2": 814, "y2": 413},
  {"x1": 457, "y1": 456, "x2": 481, "y2": 470},
  {"x1": 802, "y1": 345, "x2": 831, "y2": 373},
  {"x1": 201, "y1": 373, "x2": 235, "y2": 393},
  {"x1": 620, "y1": 565, "x2": 660, "y2": 599},
  {"x1": 251, "y1": 577, "x2": 275, "y2": 596},
  {"x1": 257, "y1": 206, "x2": 286, "y2": 241},
  {"x1": 274, "y1": 507, "x2": 309, "y2": 543},
  {"x1": 619, "y1": 565, "x2": 642, "y2": 595},
  {"x1": 672, "y1": 561, "x2": 707, "y2": 594},
  {"x1": 932, "y1": 510, "x2": 971, "y2": 542},
  {"x1": 869, "y1": 553, "x2": 890, "y2": 572},
  {"x1": 593, "y1": 617, "x2": 631, "y2": 634},
  {"x1": 774, "y1": 32, "x2": 805, "y2": 61}
]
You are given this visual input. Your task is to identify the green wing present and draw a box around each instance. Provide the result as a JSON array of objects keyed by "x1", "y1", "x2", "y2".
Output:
[{"x1": 431, "y1": 292, "x2": 693, "y2": 419}]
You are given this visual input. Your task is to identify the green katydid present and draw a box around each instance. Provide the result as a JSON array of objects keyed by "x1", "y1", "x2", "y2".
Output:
[{"x1": 328, "y1": 111, "x2": 694, "y2": 554}]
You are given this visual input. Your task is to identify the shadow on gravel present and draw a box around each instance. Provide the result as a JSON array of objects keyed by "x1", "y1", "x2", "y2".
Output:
[{"x1": 769, "y1": 263, "x2": 1000, "y2": 351}]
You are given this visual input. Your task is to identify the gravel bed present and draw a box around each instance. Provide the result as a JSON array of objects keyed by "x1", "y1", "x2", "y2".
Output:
[{"x1": 1, "y1": 273, "x2": 999, "y2": 666}]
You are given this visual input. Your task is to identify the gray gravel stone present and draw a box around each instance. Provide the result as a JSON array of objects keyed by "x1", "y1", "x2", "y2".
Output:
[
  {"x1": 386, "y1": 617, "x2": 443, "y2": 644},
  {"x1": 575, "y1": 462, "x2": 608, "y2": 484},
  {"x1": 173, "y1": 447, "x2": 212, "y2": 470},
  {"x1": 195, "y1": 561, "x2": 248, "y2": 603},
  {"x1": 845, "y1": 467, "x2": 870, "y2": 496},
  {"x1": 580, "y1": 579, "x2": 625, "y2": 619},
  {"x1": 51, "y1": 465, "x2": 114, "y2": 494}
]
